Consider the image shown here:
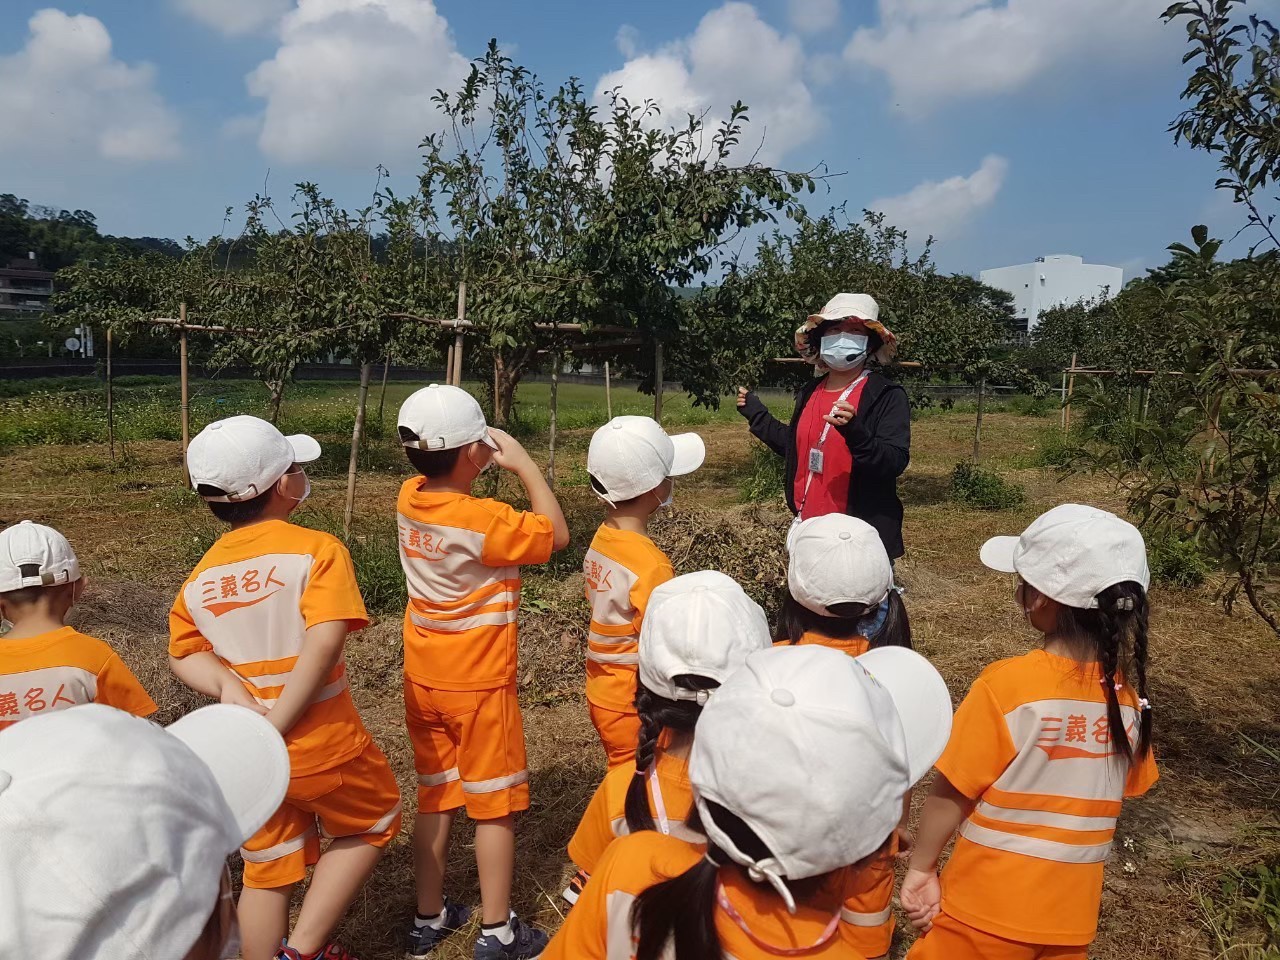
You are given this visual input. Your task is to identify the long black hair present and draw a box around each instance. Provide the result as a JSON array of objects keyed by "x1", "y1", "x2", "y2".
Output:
[
  {"x1": 624, "y1": 675, "x2": 719, "y2": 834},
  {"x1": 630, "y1": 801, "x2": 839, "y2": 960},
  {"x1": 777, "y1": 591, "x2": 912, "y2": 650},
  {"x1": 1053, "y1": 580, "x2": 1153, "y2": 761}
]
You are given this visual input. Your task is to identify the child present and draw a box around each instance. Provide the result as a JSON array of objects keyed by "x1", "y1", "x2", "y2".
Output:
[
  {"x1": 563, "y1": 570, "x2": 771, "y2": 905},
  {"x1": 780, "y1": 513, "x2": 911, "y2": 654},
  {"x1": 169, "y1": 415, "x2": 403, "y2": 960},
  {"x1": 395, "y1": 384, "x2": 569, "y2": 959},
  {"x1": 543, "y1": 643, "x2": 954, "y2": 960},
  {"x1": 901, "y1": 504, "x2": 1158, "y2": 960},
  {"x1": 0, "y1": 520, "x2": 156, "y2": 729},
  {"x1": 780, "y1": 512, "x2": 912, "y2": 959},
  {"x1": 582, "y1": 415, "x2": 705, "y2": 768}
]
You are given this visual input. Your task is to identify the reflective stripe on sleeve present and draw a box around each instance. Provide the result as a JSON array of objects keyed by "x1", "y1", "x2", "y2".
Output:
[{"x1": 586, "y1": 650, "x2": 640, "y2": 665}]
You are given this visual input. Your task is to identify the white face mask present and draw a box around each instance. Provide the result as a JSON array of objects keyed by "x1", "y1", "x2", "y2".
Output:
[
  {"x1": 467, "y1": 445, "x2": 496, "y2": 474},
  {"x1": 658, "y1": 481, "x2": 674, "y2": 510},
  {"x1": 819, "y1": 332, "x2": 869, "y2": 371},
  {"x1": 282, "y1": 471, "x2": 310, "y2": 504}
]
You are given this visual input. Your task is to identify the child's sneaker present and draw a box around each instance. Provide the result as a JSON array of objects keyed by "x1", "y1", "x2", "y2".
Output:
[
  {"x1": 408, "y1": 899, "x2": 473, "y2": 956},
  {"x1": 276, "y1": 942, "x2": 360, "y2": 960},
  {"x1": 473, "y1": 914, "x2": 547, "y2": 959}
]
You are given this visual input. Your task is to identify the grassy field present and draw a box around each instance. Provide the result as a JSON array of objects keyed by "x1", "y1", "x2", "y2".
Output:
[{"x1": 1, "y1": 377, "x2": 1278, "y2": 960}]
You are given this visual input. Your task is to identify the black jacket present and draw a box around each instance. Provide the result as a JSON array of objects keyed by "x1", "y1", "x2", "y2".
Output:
[{"x1": 739, "y1": 371, "x2": 911, "y2": 559}]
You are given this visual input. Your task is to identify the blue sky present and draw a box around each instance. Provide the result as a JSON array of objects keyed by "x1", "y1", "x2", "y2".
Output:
[{"x1": 0, "y1": 0, "x2": 1268, "y2": 278}]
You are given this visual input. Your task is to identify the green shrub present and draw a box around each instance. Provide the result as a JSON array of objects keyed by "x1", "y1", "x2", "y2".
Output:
[
  {"x1": 949, "y1": 461, "x2": 1026, "y2": 510},
  {"x1": 739, "y1": 443, "x2": 786, "y2": 503},
  {"x1": 1032, "y1": 427, "x2": 1078, "y2": 468},
  {"x1": 1148, "y1": 532, "x2": 1212, "y2": 588}
]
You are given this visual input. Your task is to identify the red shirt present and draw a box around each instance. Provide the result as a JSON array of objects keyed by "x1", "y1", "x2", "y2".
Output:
[{"x1": 793, "y1": 376, "x2": 869, "y2": 520}]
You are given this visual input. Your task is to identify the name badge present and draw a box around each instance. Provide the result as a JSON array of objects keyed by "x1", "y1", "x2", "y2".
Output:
[{"x1": 808, "y1": 447, "x2": 824, "y2": 475}]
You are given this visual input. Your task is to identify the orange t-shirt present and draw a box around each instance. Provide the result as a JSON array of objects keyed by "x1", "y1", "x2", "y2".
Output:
[
  {"x1": 582, "y1": 526, "x2": 674, "y2": 712},
  {"x1": 396, "y1": 481, "x2": 555, "y2": 691},
  {"x1": 778, "y1": 630, "x2": 871, "y2": 657},
  {"x1": 568, "y1": 750, "x2": 700, "y2": 874},
  {"x1": 935, "y1": 649, "x2": 1159, "y2": 946},
  {"x1": 545, "y1": 831, "x2": 864, "y2": 960},
  {"x1": 0, "y1": 626, "x2": 156, "y2": 730},
  {"x1": 169, "y1": 519, "x2": 371, "y2": 777}
]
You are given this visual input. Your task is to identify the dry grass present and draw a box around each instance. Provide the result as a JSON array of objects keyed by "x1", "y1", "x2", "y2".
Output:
[{"x1": 4, "y1": 407, "x2": 1279, "y2": 959}]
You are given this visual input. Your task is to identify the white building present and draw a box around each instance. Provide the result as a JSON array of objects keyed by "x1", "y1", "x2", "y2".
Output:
[{"x1": 980, "y1": 255, "x2": 1124, "y2": 334}]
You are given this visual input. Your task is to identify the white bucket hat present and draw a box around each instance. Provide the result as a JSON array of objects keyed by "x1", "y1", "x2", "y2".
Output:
[
  {"x1": 689, "y1": 645, "x2": 952, "y2": 912},
  {"x1": 980, "y1": 503, "x2": 1150, "y2": 609},
  {"x1": 638, "y1": 571, "x2": 771, "y2": 704},
  {"x1": 587, "y1": 416, "x2": 705, "y2": 506},
  {"x1": 188, "y1": 415, "x2": 320, "y2": 502},
  {"x1": 0, "y1": 703, "x2": 290, "y2": 960},
  {"x1": 787, "y1": 514, "x2": 892, "y2": 615},
  {"x1": 398, "y1": 384, "x2": 498, "y2": 452},
  {"x1": 0, "y1": 521, "x2": 81, "y2": 593}
]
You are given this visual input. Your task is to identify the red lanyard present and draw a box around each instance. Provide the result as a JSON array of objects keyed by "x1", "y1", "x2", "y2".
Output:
[{"x1": 716, "y1": 883, "x2": 840, "y2": 956}]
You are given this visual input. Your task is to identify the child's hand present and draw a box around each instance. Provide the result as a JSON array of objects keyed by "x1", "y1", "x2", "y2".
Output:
[
  {"x1": 487, "y1": 428, "x2": 534, "y2": 474},
  {"x1": 899, "y1": 867, "x2": 942, "y2": 932},
  {"x1": 894, "y1": 825, "x2": 915, "y2": 860},
  {"x1": 219, "y1": 678, "x2": 268, "y2": 716}
]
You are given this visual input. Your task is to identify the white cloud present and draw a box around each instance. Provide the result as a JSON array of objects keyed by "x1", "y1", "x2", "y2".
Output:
[
  {"x1": 247, "y1": 0, "x2": 469, "y2": 167},
  {"x1": 870, "y1": 154, "x2": 1008, "y2": 240},
  {"x1": 790, "y1": 0, "x2": 840, "y2": 34},
  {"x1": 0, "y1": 9, "x2": 180, "y2": 164},
  {"x1": 594, "y1": 2, "x2": 822, "y2": 165},
  {"x1": 172, "y1": 0, "x2": 292, "y2": 35},
  {"x1": 846, "y1": 0, "x2": 1172, "y2": 114},
  {"x1": 616, "y1": 24, "x2": 641, "y2": 58}
]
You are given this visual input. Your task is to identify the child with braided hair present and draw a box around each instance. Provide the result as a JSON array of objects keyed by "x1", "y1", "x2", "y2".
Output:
[
  {"x1": 902, "y1": 504, "x2": 1157, "y2": 960},
  {"x1": 562, "y1": 571, "x2": 771, "y2": 906}
]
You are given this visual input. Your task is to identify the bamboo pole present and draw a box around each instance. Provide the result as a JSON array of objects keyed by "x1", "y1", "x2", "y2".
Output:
[
  {"x1": 1064, "y1": 352, "x2": 1078, "y2": 433},
  {"x1": 1060, "y1": 366, "x2": 1069, "y2": 431},
  {"x1": 604, "y1": 361, "x2": 612, "y2": 421},
  {"x1": 179, "y1": 302, "x2": 190, "y2": 484},
  {"x1": 377, "y1": 351, "x2": 391, "y2": 427},
  {"x1": 106, "y1": 326, "x2": 115, "y2": 462},
  {"x1": 343, "y1": 362, "x2": 372, "y2": 538},
  {"x1": 973, "y1": 378, "x2": 986, "y2": 463},
  {"x1": 452, "y1": 282, "x2": 467, "y2": 387},
  {"x1": 445, "y1": 342, "x2": 455, "y2": 385},
  {"x1": 548, "y1": 356, "x2": 559, "y2": 487},
  {"x1": 653, "y1": 341, "x2": 664, "y2": 422}
]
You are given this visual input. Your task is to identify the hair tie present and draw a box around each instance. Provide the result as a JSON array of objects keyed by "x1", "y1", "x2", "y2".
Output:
[
  {"x1": 1138, "y1": 698, "x2": 1152, "y2": 711},
  {"x1": 1100, "y1": 679, "x2": 1123, "y2": 691}
]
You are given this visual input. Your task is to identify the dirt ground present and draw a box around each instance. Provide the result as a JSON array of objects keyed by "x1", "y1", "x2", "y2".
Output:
[{"x1": 1, "y1": 408, "x2": 1277, "y2": 959}]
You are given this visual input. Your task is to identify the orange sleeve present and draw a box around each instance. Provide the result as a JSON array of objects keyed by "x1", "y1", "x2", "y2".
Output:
[
  {"x1": 479, "y1": 503, "x2": 555, "y2": 567},
  {"x1": 96, "y1": 653, "x2": 158, "y2": 718},
  {"x1": 933, "y1": 677, "x2": 1018, "y2": 800},
  {"x1": 542, "y1": 841, "x2": 617, "y2": 960},
  {"x1": 1124, "y1": 746, "x2": 1159, "y2": 798},
  {"x1": 168, "y1": 582, "x2": 212, "y2": 659},
  {"x1": 629, "y1": 555, "x2": 675, "y2": 631},
  {"x1": 300, "y1": 540, "x2": 370, "y2": 632},
  {"x1": 567, "y1": 775, "x2": 621, "y2": 874}
]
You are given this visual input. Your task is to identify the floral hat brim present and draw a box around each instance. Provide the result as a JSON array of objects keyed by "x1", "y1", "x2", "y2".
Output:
[{"x1": 794, "y1": 315, "x2": 898, "y2": 371}]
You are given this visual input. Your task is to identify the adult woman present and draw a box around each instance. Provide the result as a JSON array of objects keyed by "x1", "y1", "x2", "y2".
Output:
[{"x1": 737, "y1": 293, "x2": 911, "y2": 560}]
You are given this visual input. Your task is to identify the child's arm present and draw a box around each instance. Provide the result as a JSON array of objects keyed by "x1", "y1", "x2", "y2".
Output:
[
  {"x1": 263, "y1": 619, "x2": 347, "y2": 736},
  {"x1": 894, "y1": 788, "x2": 914, "y2": 859},
  {"x1": 169, "y1": 652, "x2": 267, "y2": 715},
  {"x1": 900, "y1": 774, "x2": 974, "y2": 932},
  {"x1": 489, "y1": 428, "x2": 570, "y2": 550}
]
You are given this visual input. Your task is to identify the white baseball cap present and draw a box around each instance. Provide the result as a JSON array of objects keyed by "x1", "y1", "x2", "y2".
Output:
[
  {"x1": 808, "y1": 293, "x2": 880, "y2": 325},
  {"x1": 0, "y1": 703, "x2": 290, "y2": 960},
  {"x1": 638, "y1": 571, "x2": 771, "y2": 703},
  {"x1": 187, "y1": 415, "x2": 321, "y2": 502},
  {"x1": 979, "y1": 503, "x2": 1150, "y2": 609},
  {"x1": 398, "y1": 384, "x2": 498, "y2": 452},
  {"x1": 0, "y1": 521, "x2": 81, "y2": 594},
  {"x1": 787, "y1": 514, "x2": 892, "y2": 615},
  {"x1": 587, "y1": 416, "x2": 705, "y2": 505},
  {"x1": 690, "y1": 645, "x2": 952, "y2": 912}
]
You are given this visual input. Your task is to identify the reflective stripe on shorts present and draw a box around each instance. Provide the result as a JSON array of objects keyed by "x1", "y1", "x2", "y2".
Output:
[
  {"x1": 462, "y1": 770, "x2": 529, "y2": 794},
  {"x1": 841, "y1": 905, "x2": 892, "y2": 927},
  {"x1": 240, "y1": 830, "x2": 312, "y2": 863},
  {"x1": 417, "y1": 767, "x2": 461, "y2": 787}
]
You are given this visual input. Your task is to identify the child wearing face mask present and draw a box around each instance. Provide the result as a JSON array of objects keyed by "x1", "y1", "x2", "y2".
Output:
[
  {"x1": 169, "y1": 415, "x2": 403, "y2": 960},
  {"x1": 0, "y1": 520, "x2": 156, "y2": 729},
  {"x1": 395, "y1": 384, "x2": 570, "y2": 960},
  {"x1": 581, "y1": 416, "x2": 705, "y2": 770}
]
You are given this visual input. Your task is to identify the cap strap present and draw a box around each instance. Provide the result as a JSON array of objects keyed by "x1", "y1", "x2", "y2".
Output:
[
  {"x1": 671, "y1": 688, "x2": 713, "y2": 705},
  {"x1": 199, "y1": 483, "x2": 262, "y2": 503},
  {"x1": 402, "y1": 437, "x2": 449, "y2": 451}
]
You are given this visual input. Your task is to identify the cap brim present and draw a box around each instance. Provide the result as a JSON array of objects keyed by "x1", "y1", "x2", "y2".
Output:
[
  {"x1": 478, "y1": 429, "x2": 499, "y2": 451},
  {"x1": 286, "y1": 434, "x2": 322, "y2": 464},
  {"x1": 668, "y1": 433, "x2": 706, "y2": 477},
  {"x1": 979, "y1": 535, "x2": 1019, "y2": 573},
  {"x1": 855, "y1": 647, "x2": 953, "y2": 784},
  {"x1": 167, "y1": 705, "x2": 291, "y2": 844}
]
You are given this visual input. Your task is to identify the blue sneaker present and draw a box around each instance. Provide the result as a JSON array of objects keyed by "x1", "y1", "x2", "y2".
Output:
[
  {"x1": 408, "y1": 900, "x2": 472, "y2": 957},
  {"x1": 473, "y1": 914, "x2": 547, "y2": 959}
]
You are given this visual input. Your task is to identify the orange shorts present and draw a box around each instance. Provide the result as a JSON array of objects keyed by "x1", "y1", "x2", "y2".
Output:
[
  {"x1": 840, "y1": 835, "x2": 897, "y2": 958},
  {"x1": 240, "y1": 741, "x2": 402, "y2": 889},
  {"x1": 905, "y1": 912, "x2": 1088, "y2": 960},
  {"x1": 405, "y1": 680, "x2": 529, "y2": 820},
  {"x1": 589, "y1": 703, "x2": 640, "y2": 769}
]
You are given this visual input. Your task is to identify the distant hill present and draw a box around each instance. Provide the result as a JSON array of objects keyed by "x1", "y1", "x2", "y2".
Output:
[{"x1": 0, "y1": 194, "x2": 183, "y2": 272}]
